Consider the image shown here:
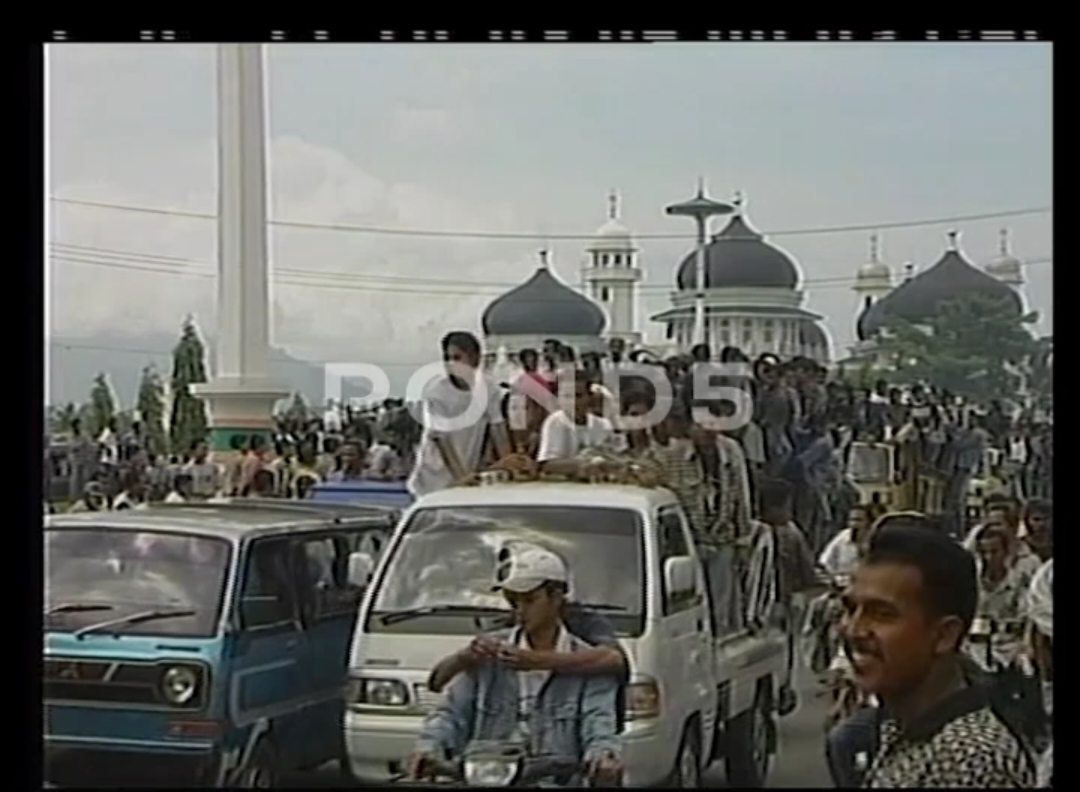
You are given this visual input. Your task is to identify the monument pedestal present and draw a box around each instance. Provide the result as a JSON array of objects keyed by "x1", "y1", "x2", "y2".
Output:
[{"x1": 194, "y1": 376, "x2": 286, "y2": 460}]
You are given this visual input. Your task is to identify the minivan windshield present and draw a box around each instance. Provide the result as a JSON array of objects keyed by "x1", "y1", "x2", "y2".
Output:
[
  {"x1": 45, "y1": 527, "x2": 232, "y2": 637},
  {"x1": 368, "y1": 505, "x2": 644, "y2": 635}
]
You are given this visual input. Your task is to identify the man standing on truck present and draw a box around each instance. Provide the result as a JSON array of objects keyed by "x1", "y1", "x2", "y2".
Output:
[{"x1": 408, "y1": 331, "x2": 513, "y2": 497}]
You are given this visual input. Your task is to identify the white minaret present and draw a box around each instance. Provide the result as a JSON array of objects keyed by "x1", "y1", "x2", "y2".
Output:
[
  {"x1": 193, "y1": 44, "x2": 287, "y2": 461},
  {"x1": 853, "y1": 232, "x2": 893, "y2": 314},
  {"x1": 986, "y1": 227, "x2": 1024, "y2": 287},
  {"x1": 582, "y1": 190, "x2": 643, "y2": 344}
]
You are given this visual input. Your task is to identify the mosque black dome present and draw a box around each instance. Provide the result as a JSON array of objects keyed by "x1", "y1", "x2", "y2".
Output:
[
  {"x1": 857, "y1": 242, "x2": 1022, "y2": 340},
  {"x1": 676, "y1": 213, "x2": 800, "y2": 291},
  {"x1": 481, "y1": 266, "x2": 607, "y2": 337}
]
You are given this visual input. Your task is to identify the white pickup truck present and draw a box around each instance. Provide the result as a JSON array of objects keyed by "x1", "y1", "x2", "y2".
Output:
[{"x1": 342, "y1": 481, "x2": 789, "y2": 787}]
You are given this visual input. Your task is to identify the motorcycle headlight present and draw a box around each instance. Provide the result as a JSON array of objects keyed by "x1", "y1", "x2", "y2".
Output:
[
  {"x1": 464, "y1": 757, "x2": 519, "y2": 787},
  {"x1": 347, "y1": 677, "x2": 409, "y2": 707},
  {"x1": 161, "y1": 665, "x2": 199, "y2": 705}
]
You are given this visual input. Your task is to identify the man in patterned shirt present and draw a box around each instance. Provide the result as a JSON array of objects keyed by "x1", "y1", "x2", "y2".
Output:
[
  {"x1": 649, "y1": 400, "x2": 752, "y2": 637},
  {"x1": 840, "y1": 522, "x2": 1034, "y2": 787}
]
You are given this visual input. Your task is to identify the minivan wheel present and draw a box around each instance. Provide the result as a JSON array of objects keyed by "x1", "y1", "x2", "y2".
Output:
[
  {"x1": 725, "y1": 694, "x2": 773, "y2": 788},
  {"x1": 671, "y1": 722, "x2": 702, "y2": 788},
  {"x1": 231, "y1": 740, "x2": 277, "y2": 788}
]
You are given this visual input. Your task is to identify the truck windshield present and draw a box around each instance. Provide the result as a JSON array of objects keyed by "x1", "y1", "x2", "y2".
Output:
[
  {"x1": 45, "y1": 527, "x2": 231, "y2": 638},
  {"x1": 368, "y1": 505, "x2": 645, "y2": 636}
]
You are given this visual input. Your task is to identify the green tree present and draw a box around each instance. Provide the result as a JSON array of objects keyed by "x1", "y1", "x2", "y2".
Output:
[
  {"x1": 137, "y1": 365, "x2": 169, "y2": 457},
  {"x1": 169, "y1": 318, "x2": 210, "y2": 455},
  {"x1": 48, "y1": 402, "x2": 80, "y2": 436},
  {"x1": 88, "y1": 373, "x2": 117, "y2": 437},
  {"x1": 877, "y1": 293, "x2": 1040, "y2": 403}
]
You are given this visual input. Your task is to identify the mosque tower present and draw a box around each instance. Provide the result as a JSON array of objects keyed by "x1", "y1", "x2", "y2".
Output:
[
  {"x1": 986, "y1": 227, "x2": 1024, "y2": 288},
  {"x1": 581, "y1": 190, "x2": 643, "y2": 345},
  {"x1": 852, "y1": 232, "x2": 893, "y2": 316}
]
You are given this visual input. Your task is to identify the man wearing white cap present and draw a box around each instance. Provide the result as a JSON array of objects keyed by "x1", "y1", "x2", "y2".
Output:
[
  {"x1": 427, "y1": 547, "x2": 629, "y2": 724},
  {"x1": 407, "y1": 544, "x2": 623, "y2": 784}
]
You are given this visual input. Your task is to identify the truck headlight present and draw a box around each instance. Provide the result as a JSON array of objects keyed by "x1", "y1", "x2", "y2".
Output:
[
  {"x1": 161, "y1": 665, "x2": 199, "y2": 705},
  {"x1": 347, "y1": 676, "x2": 410, "y2": 707},
  {"x1": 465, "y1": 757, "x2": 519, "y2": 787}
]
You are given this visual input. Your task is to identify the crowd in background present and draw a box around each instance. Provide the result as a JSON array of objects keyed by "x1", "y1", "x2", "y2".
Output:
[{"x1": 45, "y1": 336, "x2": 1052, "y2": 546}]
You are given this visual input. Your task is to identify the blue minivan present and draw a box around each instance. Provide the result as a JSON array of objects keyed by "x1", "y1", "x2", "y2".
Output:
[
  {"x1": 44, "y1": 499, "x2": 397, "y2": 787},
  {"x1": 307, "y1": 479, "x2": 413, "y2": 511}
]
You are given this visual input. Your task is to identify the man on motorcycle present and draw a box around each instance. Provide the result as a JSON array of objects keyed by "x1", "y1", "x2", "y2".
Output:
[{"x1": 406, "y1": 544, "x2": 623, "y2": 785}]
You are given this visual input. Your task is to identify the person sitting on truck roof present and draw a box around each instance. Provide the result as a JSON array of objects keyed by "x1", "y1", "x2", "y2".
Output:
[
  {"x1": 428, "y1": 544, "x2": 630, "y2": 729},
  {"x1": 408, "y1": 544, "x2": 623, "y2": 785},
  {"x1": 536, "y1": 369, "x2": 616, "y2": 472}
]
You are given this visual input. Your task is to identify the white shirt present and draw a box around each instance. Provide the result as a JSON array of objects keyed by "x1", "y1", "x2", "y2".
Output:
[
  {"x1": 407, "y1": 373, "x2": 504, "y2": 498},
  {"x1": 323, "y1": 407, "x2": 342, "y2": 432},
  {"x1": 367, "y1": 443, "x2": 397, "y2": 477},
  {"x1": 818, "y1": 528, "x2": 861, "y2": 580},
  {"x1": 516, "y1": 625, "x2": 571, "y2": 723},
  {"x1": 184, "y1": 461, "x2": 222, "y2": 498},
  {"x1": 112, "y1": 492, "x2": 147, "y2": 511},
  {"x1": 536, "y1": 411, "x2": 614, "y2": 463},
  {"x1": 164, "y1": 491, "x2": 186, "y2": 504}
]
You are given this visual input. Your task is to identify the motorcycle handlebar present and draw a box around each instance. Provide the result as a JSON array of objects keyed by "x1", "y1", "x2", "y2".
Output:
[{"x1": 392, "y1": 754, "x2": 589, "y2": 787}]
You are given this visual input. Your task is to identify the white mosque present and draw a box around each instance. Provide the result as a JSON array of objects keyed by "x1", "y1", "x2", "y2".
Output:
[{"x1": 480, "y1": 187, "x2": 832, "y2": 368}]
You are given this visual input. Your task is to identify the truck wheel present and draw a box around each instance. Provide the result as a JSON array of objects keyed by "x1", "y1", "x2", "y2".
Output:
[
  {"x1": 670, "y1": 721, "x2": 702, "y2": 788},
  {"x1": 725, "y1": 694, "x2": 772, "y2": 788}
]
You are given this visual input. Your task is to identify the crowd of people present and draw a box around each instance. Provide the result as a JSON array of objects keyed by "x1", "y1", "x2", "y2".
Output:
[{"x1": 44, "y1": 329, "x2": 1053, "y2": 787}]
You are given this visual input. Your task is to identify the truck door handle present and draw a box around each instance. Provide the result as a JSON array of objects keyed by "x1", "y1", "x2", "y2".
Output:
[
  {"x1": 689, "y1": 650, "x2": 701, "y2": 665},
  {"x1": 285, "y1": 638, "x2": 298, "y2": 649}
]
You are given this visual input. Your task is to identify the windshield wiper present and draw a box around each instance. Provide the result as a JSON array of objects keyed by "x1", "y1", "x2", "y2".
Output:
[
  {"x1": 378, "y1": 604, "x2": 510, "y2": 626},
  {"x1": 45, "y1": 603, "x2": 115, "y2": 616},
  {"x1": 73, "y1": 608, "x2": 197, "y2": 639},
  {"x1": 579, "y1": 603, "x2": 628, "y2": 612}
]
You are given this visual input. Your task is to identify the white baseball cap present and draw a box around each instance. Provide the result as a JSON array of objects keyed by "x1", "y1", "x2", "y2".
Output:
[{"x1": 492, "y1": 543, "x2": 569, "y2": 594}]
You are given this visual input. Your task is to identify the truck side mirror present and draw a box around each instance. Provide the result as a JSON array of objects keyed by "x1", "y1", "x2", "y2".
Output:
[
  {"x1": 347, "y1": 551, "x2": 374, "y2": 588},
  {"x1": 663, "y1": 556, "x2": 696, "y2": 598}
]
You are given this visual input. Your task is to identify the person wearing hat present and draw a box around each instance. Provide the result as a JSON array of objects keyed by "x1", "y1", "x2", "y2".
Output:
[
  {"x1": 408, "y1": 544, "x2": 623, "y2": 784},
  {"x1": 428, "y1": 547, "x2": 629, "y2": 725}
]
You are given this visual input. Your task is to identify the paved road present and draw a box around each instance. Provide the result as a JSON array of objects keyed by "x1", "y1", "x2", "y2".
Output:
[{"x1": 290, "y1": 667, "x2": 833, "y2": 788}]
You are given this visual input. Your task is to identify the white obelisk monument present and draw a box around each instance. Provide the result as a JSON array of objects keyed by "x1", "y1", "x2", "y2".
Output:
[{"x1": 194, "y1": 43, "x2": 287, "y2": 459}]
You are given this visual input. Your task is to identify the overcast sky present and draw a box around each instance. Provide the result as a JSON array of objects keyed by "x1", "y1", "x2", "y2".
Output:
[{"x1": 47, "y1": 43, "x2": 1052, "y2": 376}]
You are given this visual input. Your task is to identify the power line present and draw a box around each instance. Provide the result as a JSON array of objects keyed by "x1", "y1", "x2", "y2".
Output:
[
  {"x1": 49, "y1": 340, "x2": 429, "y2": 368},
  {"x1": 50, "y1": 195, "x2": 1053, "y2": 241},
  {"x1": 48, "y1": 242, "x2": 1054, "y2": 296}
]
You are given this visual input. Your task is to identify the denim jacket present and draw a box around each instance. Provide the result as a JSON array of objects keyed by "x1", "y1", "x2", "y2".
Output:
[{"x1": 414, "y1": 627, "x2": 622, "y2": 764}]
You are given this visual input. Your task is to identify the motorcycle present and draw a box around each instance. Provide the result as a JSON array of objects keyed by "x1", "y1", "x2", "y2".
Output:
[
  {"x1": 803, "y1": 573, "x2": 849, "y2": 678},
  {"x1": 393, "y1": 740, "x2": 616, "y2": 788}
]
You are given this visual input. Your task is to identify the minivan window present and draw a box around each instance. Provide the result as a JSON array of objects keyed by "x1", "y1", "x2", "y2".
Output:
[
  {"x1": 45, "y1": 527, "x2": 231, "y2": 637},
  {"x1": 368, "y1": 506, "x2": 645, "y2": 636}
]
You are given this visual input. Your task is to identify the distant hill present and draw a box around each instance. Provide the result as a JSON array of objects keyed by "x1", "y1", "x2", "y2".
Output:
[{"x1": 47, "y1": 332, "x2": 330, "y2": 409}]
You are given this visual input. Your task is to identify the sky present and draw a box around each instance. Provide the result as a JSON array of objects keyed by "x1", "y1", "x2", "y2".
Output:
[{"x1": 47, "y1": 42, "x2": 1053, "y2": 383}]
